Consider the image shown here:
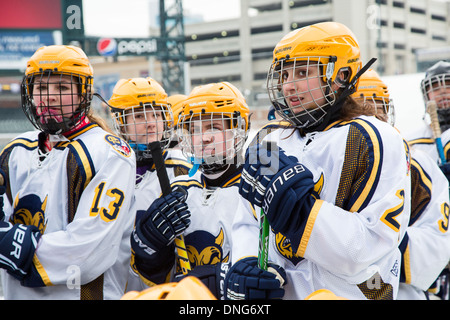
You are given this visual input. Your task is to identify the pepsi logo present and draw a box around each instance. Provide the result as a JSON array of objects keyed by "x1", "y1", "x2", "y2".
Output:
[{"x1": 97, "y1": 38, "x2": 117, "y2": 56}]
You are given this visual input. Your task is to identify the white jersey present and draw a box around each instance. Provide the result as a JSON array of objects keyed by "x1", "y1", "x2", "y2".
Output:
[
  {"x1": 252, "y1": 116, "x2": 411, "y2": 300},
  {"x1": 397, "y1": 148, "x2": 450, "y2": 299},
  {"x1": 126, "y1": 149, "x2": 191, "y2": 292},
  {"x1": 171, "y1": 170, "x2": 259, "y2": 266},
  {"x1": 401, "y1": 120, "x2": 450, "y2": 299},
  {"x1": 0, "y1": 124, "x2": 136, "y2": 300}
]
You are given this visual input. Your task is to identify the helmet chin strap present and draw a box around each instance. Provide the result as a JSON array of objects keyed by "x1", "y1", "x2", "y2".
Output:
[{"x1": 302, "y1": 57, "x2": 378, "y2": 133}]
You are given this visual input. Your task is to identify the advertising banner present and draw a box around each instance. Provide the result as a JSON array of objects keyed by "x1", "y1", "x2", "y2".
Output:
[{"x1": 0, "y1": 30, "x2": 62, "y2": 70}]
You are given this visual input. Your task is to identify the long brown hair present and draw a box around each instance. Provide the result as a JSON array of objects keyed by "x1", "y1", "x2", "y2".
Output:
[{"x1": 339, "y1": 96, "x2": 375, "y2": 121}]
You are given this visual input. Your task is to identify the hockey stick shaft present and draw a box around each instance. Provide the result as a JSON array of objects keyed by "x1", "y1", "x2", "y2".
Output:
[
  {"x1": 258, "y1": 209, "x2": 269, "y2": 270},
  {"x1": 149, "y1": 141, "x2": 191, "y2": 275},
  {"x1": 428, "y1": 100, "x2": 446, "y2": 164}
]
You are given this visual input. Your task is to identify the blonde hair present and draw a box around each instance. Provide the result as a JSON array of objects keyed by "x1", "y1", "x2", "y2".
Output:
[{"x1": 87, "y1": 108, "x2": 115, "y2": 134}]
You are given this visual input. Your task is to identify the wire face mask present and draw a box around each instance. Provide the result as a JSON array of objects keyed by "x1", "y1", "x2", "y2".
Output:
[
  {"x1": 22, "y1": 71, "x2": 92, "y2": 135},
  {"x1": 422, "y1": 74, "x2": 450, "y2": 110},
  {"x1": 111, "y1": 103, "x2": 174, "y2": 160},
  {"x1": 21, "y1": 45, "x2": 94, "y2": 135},
  {"x1": 365, "y1": 96, "x2": 395, "y2": 126},
  {"x1": 178, "y1": 112, "x2": 247, "y2": 175},
  {"x1": 267, "y1": 57, "x2": 339, "y2": 129},
  {"x1": 422, "y1": 74, "x2": 450, "y2": 131}
]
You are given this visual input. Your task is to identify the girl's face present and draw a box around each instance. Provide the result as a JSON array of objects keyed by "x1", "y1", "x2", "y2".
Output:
[
  {"x1": 189, "y1": 115, "x2": 232, "y2": 162},
  {"x1": 32, "y1": 75, "x2": 80, "y2": 126},
  {"x1": 124, "y1": 107, "x2": 165, "y2": 144},
  {"x1": 428, "y1": 78, "x2": 450, "y2": 110},
  {"x1": 280, "y1": 62, "x2": 330, "y2": 114}
]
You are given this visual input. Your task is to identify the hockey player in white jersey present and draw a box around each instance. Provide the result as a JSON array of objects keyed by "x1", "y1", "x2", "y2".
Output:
[
  {"x1": 130, "y1": 82, "x2": 285, "y2": 299},
  {"x1": 352, "y1": 69, "x2": 450, "y2": 299},
  {"x1": 403, "y1": 61, "x2": 450, "y2": 162},
  {"x1": 0, "y1": 45, "x2": 136, "y2": 299},
  {"x1": 107, "y1": 77, "x2": 191, "y2": 292},
  {"x1": 230, "y1": 22, "x2": 411, "y2": 300},
  {"x1": 402, "y1": 61, "x2": 450, "y2": 299}
]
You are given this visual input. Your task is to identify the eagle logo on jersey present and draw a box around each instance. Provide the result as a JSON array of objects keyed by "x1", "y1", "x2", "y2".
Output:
[
  {"x1": 104, "y1": 134, "x2": 132, "y2": 157},
  {"x1": 185, "y1": 228, "x2": 230, "y2": 268},
  {"x1": 275, "y1": 233, "x2": 303, "y2": 265},
  {"x1": 11, "y1": 193, "x2": 48, "y2": 234}
]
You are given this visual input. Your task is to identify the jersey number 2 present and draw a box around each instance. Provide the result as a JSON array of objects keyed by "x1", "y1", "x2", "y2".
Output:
[
  {"x1": 381, "y1": 189, "x2": 404, "y2": 232},
  {"x1": 90, "y1": 182, "x2": 124, "y2": 222}
]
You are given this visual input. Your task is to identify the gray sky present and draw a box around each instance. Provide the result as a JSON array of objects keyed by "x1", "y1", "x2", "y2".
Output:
[{"x1": 82, "y1": 0, "x2": 240, "y2": 37}]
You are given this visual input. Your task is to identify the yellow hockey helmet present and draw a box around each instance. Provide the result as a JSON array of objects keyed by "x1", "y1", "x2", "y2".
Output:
[
  {"x1": 168, "y1": 94, "x2": 187, "y2": 126},
  {"x1": 305, "y1": 289, "x2": 348, "y2": 300},
  {"x1": 267, "y1": 21, "x2": 363, "y2": 129},
  {"x1": 21, "y1": 45, "x2": 94, "y2": 134},
  {"x1": 120, "y1": 276, "x2": 217, "y2": 300},
  {"x1": 108, "y1": 77, "x2": 173, "y2": 159},
  {"x1": 177, "y1": 82, "x2": 250, "y2": 173},
  {"x1": 271, "y1": 21, "x2": 361, "y2": 85},
  {"x1": 352, "y1": 69, "x2": 395, "y2": 125}
]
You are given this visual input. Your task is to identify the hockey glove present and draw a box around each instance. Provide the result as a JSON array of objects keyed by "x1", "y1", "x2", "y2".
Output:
[
  {"x1": 224, "y1": 257, "x2": 286, "y2": 300},
  {"x1": 135, "y1": 186, "x2": 191, "y2": 250},
  {"x1": 174, "y1": 263, "x2": 230, "y2": 299},
  {"x1": 239, "y1": 141, "x2": 299, "y2": 207},
  {"x1": 0, "y1": 222, "x2": 41, "y2": 282},
  {"x1": 240, "y1": 142, "x2": 316, "y2": 237},
  {"x1": 263, "y1": 160, "x2": 316, "y2": 238}
]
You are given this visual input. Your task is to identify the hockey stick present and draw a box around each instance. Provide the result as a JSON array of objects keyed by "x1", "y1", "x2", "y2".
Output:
[
  {"x1": 427, "y1": 100, "x2": 446, "y2": 164},
  {"x1": 149, "y1": 141, "x2": 192, "y2": 275}
]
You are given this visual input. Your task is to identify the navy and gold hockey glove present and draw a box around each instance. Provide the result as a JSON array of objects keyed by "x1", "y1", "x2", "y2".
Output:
[
  {"x1": 239, "y1": 141, "x2": 297, "y2": 207},
  {"x1": 239, "y1": 141, "x2": 316, "y2": 237},
  {"x1": 174, "y1": 263, "x2": 230, "y2": 299},
  {"x1": 0, "y1": 222, "x2": 41, "y2": 282},
  {"x1": 224, "y1": 257, "x2": 286, "y2": 300},
  {"x1": 135, "y1": 186, "x2": 191, "y2": 250}
]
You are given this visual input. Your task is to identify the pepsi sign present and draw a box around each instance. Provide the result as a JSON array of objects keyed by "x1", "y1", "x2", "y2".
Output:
[
  {"x1": 95, "y1": 37, "x2": 158, "y2": 57},
  {"x1": 97, "y1": 38, "x2": 117, "y2": 57}
]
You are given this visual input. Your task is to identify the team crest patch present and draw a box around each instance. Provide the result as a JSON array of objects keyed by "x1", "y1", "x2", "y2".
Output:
[
  {"x1": 12, "y1": 193, "x2": 48, "y2": 234},
  {"x1": 104, "y1": 134, "x2": 132, "y2": 157},
  {"x1": 275, "y1": 232, "x2": 303, "y2": 266},
  {"x1": 183, "y1": 229, "x2": 230, "y2": 270}
]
